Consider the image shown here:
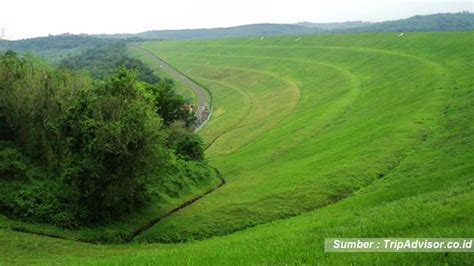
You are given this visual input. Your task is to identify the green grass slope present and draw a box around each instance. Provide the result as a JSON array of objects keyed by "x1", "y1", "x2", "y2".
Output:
[
  {"x1": 0, "y1": 32, "x2": 473, "y2": 265},
  {"x1": 135, "y1": 32, "x2": 468, "y2": 243}
]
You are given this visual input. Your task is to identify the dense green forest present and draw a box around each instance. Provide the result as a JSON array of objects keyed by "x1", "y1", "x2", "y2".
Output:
[
  {"x1": 0, "y1": 34, "x2": 116, "y2": 62},
  {"x1": 0, "y1": 34, "x2": 107, "y2": 51},
  {"x1": 59, "y1": 42, "x2": 159, "y2": 83},
  {"x1": 0, "y1": 51, "x2": 208, "y2": 227}
]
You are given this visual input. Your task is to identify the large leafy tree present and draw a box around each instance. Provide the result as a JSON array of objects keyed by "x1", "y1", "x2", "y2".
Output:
[
  {"x1": 145, "y1": 79, "x2": 196, "y2": 127},
  {"x1": 58, "y1": 68, "x2": 168, "y2": 222},
  {"x1": 0, "y1": 52, "x2": 207, "y2": 226}
]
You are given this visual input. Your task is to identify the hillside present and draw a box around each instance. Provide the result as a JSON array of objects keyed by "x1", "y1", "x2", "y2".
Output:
[
  {"x1": 98, "y1": 23, "x2": 322, "y2": 40},
  {"x1": 1, "y1": 31, "x2": 473, "y2": 264},
  {"x1": 345, "y1": 12, "x2": 474, "y2": 32},
  {"x1": 98, "y1": 12, "x2": 473, "y2": 40},
  {"x1": 0, "y1": 34, "x2": 113, "y2": 62},
  {"x1": 296, "y1": 21, "x2": 373, "y2": 30}
]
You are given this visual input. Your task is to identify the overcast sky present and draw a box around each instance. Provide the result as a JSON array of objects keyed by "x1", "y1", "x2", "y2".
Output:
[{"x1": 0, "y1": 0, "x2": 472, "y2": 40}]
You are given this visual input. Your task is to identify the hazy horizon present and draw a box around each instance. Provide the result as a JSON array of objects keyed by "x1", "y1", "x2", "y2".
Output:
[{"x1": 1, "y1": 0, "x2": 472, "y2": 40}]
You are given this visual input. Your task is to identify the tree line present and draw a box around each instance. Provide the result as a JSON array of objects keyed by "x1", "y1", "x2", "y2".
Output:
[{"x1": 0, "y1": 50, "x2": 210, "y2": 227}]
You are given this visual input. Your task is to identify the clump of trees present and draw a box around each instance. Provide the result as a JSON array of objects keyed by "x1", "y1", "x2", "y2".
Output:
[
  {"x1": 59, "y1": 42, "x2": 159, "y2": 83},
  {"x1": 0, "y1": 34, "x2": 111, "y2": 55},
  {"x1": 0, "y1": 51, "x2": 208, "y2": 227}
]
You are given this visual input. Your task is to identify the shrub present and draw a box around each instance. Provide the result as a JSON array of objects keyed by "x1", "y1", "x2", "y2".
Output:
[
  {"x1": 0, "y1": 143, "x2": 28, "y2": 180},
  {"x1": 0, "y1": 52, "x2": 211, "y2": 227},
  {"x1": 167, "y1": 125, "x2": 205, "y2": 161}
]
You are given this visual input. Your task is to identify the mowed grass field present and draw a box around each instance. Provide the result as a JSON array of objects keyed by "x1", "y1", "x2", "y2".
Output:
[{"x1": 1, "y1": 32, "x2": 473, "y2": 265}]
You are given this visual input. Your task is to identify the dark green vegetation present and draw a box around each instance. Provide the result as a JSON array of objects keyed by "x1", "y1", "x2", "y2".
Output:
[
  {"x1": 59, "y1": 42, "x2": 197, "y2": 126},
  {"x1": 0, "y1": 31, "x2": 473, "y2": 264},
  {"x1": 99, "y1": 12, "x2": 473, "y2": 40},
  {"x1": 347, "y1": 11, "x2": 474, "y2": 32},
  {"x1": 0, "y1": 51, "x2": 216, "y2": 239},
  {"x1": 60, "y1": 42, "x2": 159, "y2": 83},
  {"x1": 0, "y1": 34, "x2": 114, "y2": 62},
  {"x1": 305, "y1": 11, "x2": 474, "y2": 33}
]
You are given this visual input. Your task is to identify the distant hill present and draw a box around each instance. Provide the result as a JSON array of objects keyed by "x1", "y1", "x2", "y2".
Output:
[
  {"x1": 296, "y1": 21, "x2": 373, "y2": 30},
  {"x1": 98, "y1": 12, "x2": 473, "y2": 40},
  {"x1": 1, "y1": 12, "x2": 472, "y2": 59},
  {"x1": 340, "y1": 12, "x2": 474, "y2": 33},
  {"x1": 97, "y1": 23, "x2": 322, "y2": 40}
]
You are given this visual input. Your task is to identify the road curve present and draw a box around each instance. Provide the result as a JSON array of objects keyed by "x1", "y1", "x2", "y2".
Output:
[{"x1": 132, "y1": 44, "x2": 211, "y2": 131}]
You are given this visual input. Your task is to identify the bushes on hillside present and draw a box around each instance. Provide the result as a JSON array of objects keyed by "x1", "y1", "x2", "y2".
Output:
[
  {"x1": 146, "y1": 79, "x2": 197, "y2": 127},
  {"x1": 59, "y1": 42, "x2": 159, "y2": 83},
  {"x1": 167, "y1": 125, "x2": 205, "y2": 161},
  {"x1": 0, "y1": 142, "x2": 29, "y2": 181},
  {"x1": 0, "y1": 51, "x2": 209, "y2": 227},
  {"x1": 59, "y1": 42, "x2": 196, "y2": 128}
]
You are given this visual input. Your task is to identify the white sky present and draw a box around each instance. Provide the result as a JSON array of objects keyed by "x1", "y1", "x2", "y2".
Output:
[{"x1": 0, "y1": 0, "x2": 472, "y2": 40}]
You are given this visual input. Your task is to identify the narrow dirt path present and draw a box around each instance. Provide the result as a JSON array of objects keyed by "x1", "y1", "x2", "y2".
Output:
[
  {"x1": 128, "y1": 168, "x2": 225, "y2": 242},
  {"x1": 132, "y1": 44, "x2": 211, "y2": 131}
]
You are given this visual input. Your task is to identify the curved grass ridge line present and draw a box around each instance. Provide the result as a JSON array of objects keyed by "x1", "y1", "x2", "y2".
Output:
[
  {"x1": 137, "y1": 120, "x2": 442, "y2": 244},
  {"x1": 164, "y1": 61, "x2": 302, "y2": 153},
  {"x1": 138, "y1": 41, "x2": 453, "y2": 242},
  {"x1": 158, "y1": 44, "x2": 447, "y2": 85},
  {"x1": 167, "y1": 57, "x2": 360, "y2": 156},
  {"x1": 207, "y1": 73, "x2": 299, "y2": 154},
  {"x1": 162, "y1": 60, "x2": 301, "y2": 155},
  {"x1": 143, "y1": 108, "x2": 445, "y2": 244},
  {"x1": 152, "y1": 44, "x2": 448, "y2": 156},
  {"x1": 127, "y1": 168, "x2": 226, "y2": 242},
  {"x1": 200, "y1": 67, "x2": 458, "y2": 240},
  {"x1": 198, "y1": 78, "x2": 253, "y2": 122},
  {"x1": 199, "y1": 49, "x2": 450, "y2": 169},
  {"x1": 174, "y1": 44, "x2": 447, "y2": 70},
  {"x1": 158, "y1": 106, "x2": 445, "y2": 243},
  {"x1": 195, "y1": 78, "x2": 254, "y2": 151},
  {"x1": 158, "y1": 48, "x2": 443, "y2": 76},
  {"x1": 133, "y1": 44, "x2": 213, "y2": 132}
]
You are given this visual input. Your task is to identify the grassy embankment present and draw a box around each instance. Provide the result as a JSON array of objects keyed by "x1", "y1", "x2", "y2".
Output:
[{"x1": 1, "y1": 32, "x2": 473, "y2": 265}]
